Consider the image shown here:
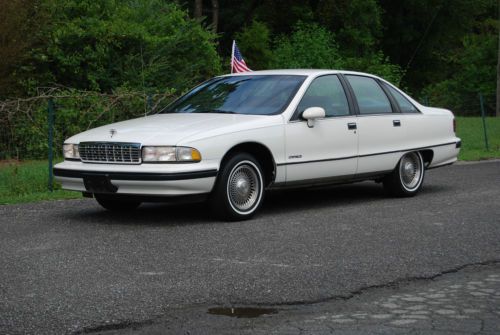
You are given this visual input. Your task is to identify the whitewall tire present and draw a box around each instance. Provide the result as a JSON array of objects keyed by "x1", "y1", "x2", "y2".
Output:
[
  {"x1": 383, "y1": 151, "x2": 425, "y2": 197},
  {"x1": 210, "y1": 153, "x2": 265, "y2": 221}
]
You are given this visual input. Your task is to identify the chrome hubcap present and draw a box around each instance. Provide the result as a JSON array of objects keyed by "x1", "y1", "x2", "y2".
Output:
[
  {"x1": 400, "y1": 152, "x2": 422, "y2": 190},
  {"x1": 228, "y1": 163, "x2": 260, "y2": 212}
]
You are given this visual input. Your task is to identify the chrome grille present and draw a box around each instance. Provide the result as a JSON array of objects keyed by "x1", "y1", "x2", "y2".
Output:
[{"x1": 78, "y1": 142, "x2": 141, "y2": 164}]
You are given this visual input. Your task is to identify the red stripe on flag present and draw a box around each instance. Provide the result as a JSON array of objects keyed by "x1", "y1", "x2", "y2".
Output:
[
  {"x1": 234, "y1": 61, "x2": 244, "y2": 72},
  {"x1": 233, "y1": 60, "x2": 251, "y2": 73}
]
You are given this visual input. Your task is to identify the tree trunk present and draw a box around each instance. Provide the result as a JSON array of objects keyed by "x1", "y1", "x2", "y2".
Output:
[
  {"x1": 211, "y1": 0, "x2": 219, "y2": 33},
  {"x1": 497, "y1": 0, "x2": 500, "y2": 116},
  {"x1": 194, "y1": 0, "x2": 202, "y2": 18}
]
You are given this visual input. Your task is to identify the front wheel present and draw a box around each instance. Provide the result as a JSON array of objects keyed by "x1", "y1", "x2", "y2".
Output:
[
  {"x1": 95, "y1": 195, "x2": 141, "y2": 211},
  {"x1": 209, "y1": 153, "x2": 265, "y2": 221},
  {"x1": 383, "y1": 151, "x2": 425, "y2": 197}
]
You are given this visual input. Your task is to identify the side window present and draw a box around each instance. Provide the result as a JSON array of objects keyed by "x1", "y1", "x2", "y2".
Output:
[
  {"x1": 384, "y1": 84, "x2": 419, "y2": 113},
  {"x1": 296, "y1": 75, "x2": 350, "y2": 117},
  {"x1": 346, "y1": 75, "x2": 392, "y2": 114}
]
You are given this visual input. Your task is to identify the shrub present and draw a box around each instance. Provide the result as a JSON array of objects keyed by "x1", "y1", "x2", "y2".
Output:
[
  {"x1": 21, "y1": 0, "x2": 222, "y2": 94},
  {"x1": 270, "y1": 22, "x2": 343, "y2": 69}
]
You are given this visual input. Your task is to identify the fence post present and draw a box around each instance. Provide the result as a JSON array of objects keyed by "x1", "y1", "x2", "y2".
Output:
[
  {"x1": 48, "y1": 98, "x2": 55, "y2": 192},
  {"x1": 479, "y1": 93, "x2": 489, "y2": 151}
]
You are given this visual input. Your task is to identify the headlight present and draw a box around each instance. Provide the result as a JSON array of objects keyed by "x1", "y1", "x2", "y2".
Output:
[
  {"x1": 142, "y1": 146, "x2": 201, "y2": 162},
  {"x1": 63, "y1": 143, "x2": 80, "y2": 160}
]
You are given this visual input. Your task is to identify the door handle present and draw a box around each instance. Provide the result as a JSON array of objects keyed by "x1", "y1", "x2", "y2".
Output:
[
  {"x1": 393, "y1": 120, "x2": 401, "y2": 127},
  {"x1": 347, "y1": 122, "x2": 357, "y2": 130}
]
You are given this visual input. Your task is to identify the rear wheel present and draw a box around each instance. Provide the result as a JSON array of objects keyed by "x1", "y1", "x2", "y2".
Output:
[
  {"x1": 383, "y1": 151, "x2": 425, "y2": 197},
  {"x1": 209, "y1": 153, "x2": 265, "y2": 221},
  {"x1": 95, "y1": 195, "x2": 141, "y2": 211}
]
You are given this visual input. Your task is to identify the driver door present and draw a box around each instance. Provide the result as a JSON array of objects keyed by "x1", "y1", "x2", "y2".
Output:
[{"x1": 284, "y1": 75, "x2": 358, "y2": 183}]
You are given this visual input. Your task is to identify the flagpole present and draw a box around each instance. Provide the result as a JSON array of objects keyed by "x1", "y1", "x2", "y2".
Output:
[{"x1": 230, "y1": 40, "x2": 235, "y2": 74}]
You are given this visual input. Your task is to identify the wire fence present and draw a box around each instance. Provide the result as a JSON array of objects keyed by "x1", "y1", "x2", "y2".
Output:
[
  {"x1": 421, "y1": 91, "x2": 497, "y2": 117},
  {"x1": 0, "y1": 88, "x2": 176, "y2": 160}
]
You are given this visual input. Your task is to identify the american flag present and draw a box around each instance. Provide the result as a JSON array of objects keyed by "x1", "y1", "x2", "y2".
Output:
[{"x1": 231, "y1": 40, "x2": 252, "y2": 73}]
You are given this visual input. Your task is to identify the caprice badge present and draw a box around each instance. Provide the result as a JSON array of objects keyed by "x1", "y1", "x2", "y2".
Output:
[{"x1": 109, "y1": 129, "x2": 117, "y2": 138}]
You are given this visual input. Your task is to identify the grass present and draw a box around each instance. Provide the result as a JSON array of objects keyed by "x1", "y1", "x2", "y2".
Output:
[
  {"x1": 456, "y1": 117, "x2": 500, "y2": 161},
  {"x1": 0, "y1": 160, "x2": 80, "y2": 205},
  {"x1": 0, "y1": 116, "x2": 498, "y2": 205}
]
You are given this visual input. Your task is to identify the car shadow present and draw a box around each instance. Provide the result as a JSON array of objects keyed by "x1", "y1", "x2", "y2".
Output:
[
  {"x1": 264, "y1": 181, "x2": 453, "y2": 215},
  {"x1": 262, "y1": 182, "x2": 386, "y2": 215},
  {"x1": 63, "y1": 201, "x2": 215, "y2": 226},
  {"x1": 61, "y1": 181, "x2": 452, "y2": 226}
]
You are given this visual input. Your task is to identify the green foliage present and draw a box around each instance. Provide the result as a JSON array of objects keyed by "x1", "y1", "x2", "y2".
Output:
[
  {"x1": 269, "y1": 22, "x2": 403, "y2": 85},
  {"x1": 22, "y1": 0, "x2": 221, "y2": 94},
  {"x1": 251, "y1": 1, "x2": 315, "y2": 35},
  {"x1": 316, "y1": 0, "x2": 382, "y2": 55},
  {"x1": 379, "y1": 0, "x2": 497, "y2": 91},
  {"x1": 235, "y1": 21, "x2": 272, "y2": 70},
  {"x1": 422, "y1": 19, "x2": 497, "y2": 115},
  {"x1": 0, "y1": 0, "x2": 47, "y2": 98},
  {"x1": 342, "y1": 52, "x2": 404, "y2": 86},
  {"x1": 270, "y1": 22, "x2": 343, "y2": 69}
]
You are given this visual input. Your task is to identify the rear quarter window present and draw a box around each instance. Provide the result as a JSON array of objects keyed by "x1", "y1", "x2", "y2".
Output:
[{"x1": 384, "y1": 84, "x2": 419, "y2": 113}]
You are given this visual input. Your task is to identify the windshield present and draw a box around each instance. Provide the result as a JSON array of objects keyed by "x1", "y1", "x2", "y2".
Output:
[{"x1": 160, "y1": 75, "x2": 306, "y2": 116}]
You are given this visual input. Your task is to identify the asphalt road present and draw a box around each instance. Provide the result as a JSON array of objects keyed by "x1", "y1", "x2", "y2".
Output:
[
  {"x1": 103, "y1": 263, "x2": 500, "y2": 335},
  {"x1": 0, "y1": 160, "x2": 499, "y2": 334}
]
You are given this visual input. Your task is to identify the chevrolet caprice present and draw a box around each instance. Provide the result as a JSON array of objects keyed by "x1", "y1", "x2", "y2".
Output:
[{"x1": 54, "y1": 70, "x2": 461, "y2": 220}]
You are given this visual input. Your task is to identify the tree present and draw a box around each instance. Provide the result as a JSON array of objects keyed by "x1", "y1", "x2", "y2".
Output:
[
  {"x1": 270, "y1": 22, "x2": 343, "y2": 69},
  {"x1": 194, "y1": 0, "x2": 202, "y2": 18},
  {"x1": 0, "y1": 0, "x2": 47, "y2": 98},
  {"x1": 269, "y1": 22, "x2": 403, "y2": 85},
  {"x1": 21, "y1": 0, "x2": 222, "y2": 94},
  {"x1": 379, "y1": 0, "x2": 495, "y2": 93},
  {"x1": 235, "y1": 21, "x2": 272, "y2": 70},
  {"x1": 315, "y1": 0, "x2": 383, "y2": 56},
  {"x1": 211, "y1": 0, "x2": 219, "y2": 33},
  {"x1": 423, "y1": 21, "x2": 497, "y2": 115},
  {"x1": 191, "y1": 0, "x2": 219, "y2": 33}
]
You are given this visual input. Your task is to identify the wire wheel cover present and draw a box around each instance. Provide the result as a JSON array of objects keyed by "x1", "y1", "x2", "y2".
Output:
[
  {"x1": 400, "y1": 152, "x2": 422, "y2": 189},
  {"x1": 227, "y1": 163, "x2": 260, "y2": 212}
]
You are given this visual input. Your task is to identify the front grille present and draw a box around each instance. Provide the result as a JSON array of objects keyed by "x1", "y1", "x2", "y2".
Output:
[{"x1": 78, "y1": 142, "x2": 141, "y2": 164}]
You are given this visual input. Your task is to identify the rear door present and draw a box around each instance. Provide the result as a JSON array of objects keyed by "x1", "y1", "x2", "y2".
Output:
[
  {"x1": 380, "y1": 82, "x2": 425, "y2": 150},
  {"x1": 343, "y1": 75, "x2": 402, "y2": 175},
  {"x1": 284, "y1": 75, "x2": 358, "y2": 183}
]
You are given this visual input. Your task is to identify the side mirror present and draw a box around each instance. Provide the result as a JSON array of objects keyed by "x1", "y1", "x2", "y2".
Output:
[{"x1": 302, "y1": 107, "x2": 326, "y2": 128}]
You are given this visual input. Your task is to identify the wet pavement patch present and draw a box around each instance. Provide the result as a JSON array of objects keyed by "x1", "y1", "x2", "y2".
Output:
[{"x1": 207, "y1": 307, "x2": 278, "y2": 318}]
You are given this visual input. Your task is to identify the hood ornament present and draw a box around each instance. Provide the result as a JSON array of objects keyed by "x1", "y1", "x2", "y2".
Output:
[{"x1": 110, "y1": 129, "x2": 117, "y2": 138}]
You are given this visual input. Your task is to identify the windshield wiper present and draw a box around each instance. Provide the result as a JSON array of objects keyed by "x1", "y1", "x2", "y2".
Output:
[{"x1": 194, "y1": 110, "x2": 237, "y2": 114}]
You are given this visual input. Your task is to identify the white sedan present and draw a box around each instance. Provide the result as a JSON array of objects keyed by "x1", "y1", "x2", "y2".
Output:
[{"x1": 54, "y1": 70, "x2": 461, "y2": 220}]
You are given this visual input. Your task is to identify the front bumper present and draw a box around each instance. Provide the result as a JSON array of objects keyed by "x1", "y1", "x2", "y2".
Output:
[{"x1": 53, "y1": 161, "x2": 218, "y2": 196}]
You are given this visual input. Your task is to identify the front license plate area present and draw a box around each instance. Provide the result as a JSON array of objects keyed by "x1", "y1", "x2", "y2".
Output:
[{"x1": 83, "y1": 175, "x2": 118, "y2": 193}]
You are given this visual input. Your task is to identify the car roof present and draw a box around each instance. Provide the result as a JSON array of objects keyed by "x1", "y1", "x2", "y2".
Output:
[{"x1": 220, "y1": 69, "x2": 379, "y2": 78}]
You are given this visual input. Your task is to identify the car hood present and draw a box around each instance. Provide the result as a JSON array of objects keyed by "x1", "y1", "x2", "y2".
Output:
[{"x1": 66, "y1": 113, "x2": 281, "y2": 145}]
